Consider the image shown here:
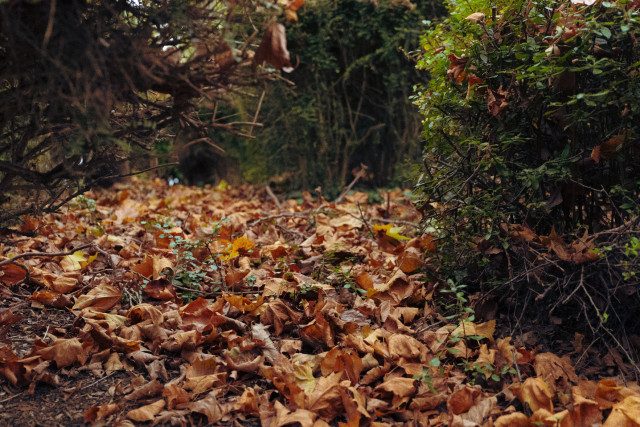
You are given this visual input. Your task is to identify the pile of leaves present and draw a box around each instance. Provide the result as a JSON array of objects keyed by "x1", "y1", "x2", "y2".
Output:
[{"x1": 0, "y1": 179, "x2": 639, "y2": 425}]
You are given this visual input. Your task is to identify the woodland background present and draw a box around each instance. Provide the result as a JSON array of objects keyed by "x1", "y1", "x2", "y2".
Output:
[{"x1": 2, "y1": 0, "x2": 640, "y2": 425}]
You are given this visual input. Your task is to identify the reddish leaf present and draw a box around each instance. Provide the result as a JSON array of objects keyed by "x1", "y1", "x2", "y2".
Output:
[
  {"x1": 254, "y1": 21, "x2": 294, "y2": 72},
  {"x1": 144, "y1": 277, "x2": 178, "y2": 301},
  {"x1": 0, "y1": 264, "x2": 26, "y2": 286}
]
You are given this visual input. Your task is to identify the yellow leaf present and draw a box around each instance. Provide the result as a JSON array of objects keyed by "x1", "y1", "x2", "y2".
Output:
[
  {"x1": 294, "y1": 361, "x2": 316, "y2": 395},
  {"x1": 373, "y1": 223, "x2": 410, "y2": 241},
  {"x1": 81, "y1": 252, "x2": 98, "y2": 268},
  {"x1": 215, "y1": 180, "x2": 228, "y2": 192},
  {"x1": 62, "y1": 250, "x2": 87, "y2": 271},
  {"x1": 388, "y1": 226, "x2": 410, "y2": 241}
]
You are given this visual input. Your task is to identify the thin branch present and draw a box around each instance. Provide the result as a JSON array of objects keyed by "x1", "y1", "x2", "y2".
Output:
[{"x1": 0, "y1": 243, "x2": 95, "y2": 267}]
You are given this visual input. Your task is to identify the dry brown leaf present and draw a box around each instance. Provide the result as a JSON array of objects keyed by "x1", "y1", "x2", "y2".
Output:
[
  {"x1": 37, "y1": 337, "x2": 91, "y2": 368},
  {"x1": 387, "y1": 334, "x2": 427, "y2": 361},
  {"x1": 125, "y1": 379, "x2": 163, "y2": 401},
  {"x1": 72, "y1": 283, "x2": 121, "y2": 312},
  {"x1": 161, "y1": 330, "x2": 203, "y2": 352},
  {"x1": 568, "y1": 395, "x2": 602, "y2": 426},
  {"x1": 235, "y1": 386, "x2": 260, "y2": 414},
  {"x1": 189, "y1": 391, "x2": 225, "y2": 424},
  {"x1": 374, "y1": 376, "x2": 417, "y2": 408},
  {"x1": 144, "y1": 277, "x2": 178, "y2": 301},
  {"x1": 254, "y1": 21, "x2": 294, "y2": 72},
  {"x1": 515, "y1": 377, "x2": 553, "y2": 412},
  {"x1": 603, "y1": 395, "x2": 640, "y2": 426},
  {"x1": 397, "y1": 246, "x2": 423, "y2": 273},
  {"x1": 494, "y1": 412, "x2": 529, "y2": 427},
  {"x1": 534, "y1": 352, "x2": 578, "y2": 393},
  {"x1": 447, "y1": 385, "x2": 480, "y2": 415},
  {"x1": 307, "y1": 371, "x2": 345, "y2": 420},
  {"x1": 320, "y1": 347, "x2": 362, "y2": 385},
  {"x1": 596, "y1": 378, "x2": 624, "y2": 409},
  {"x1": 128, "y1": 303, "x2": 164, "y2": 326},
  {"x1": 127, "y1": 399, "x2": 165, "y2": 422},
  {"x1": 272, "y1": 400, "x2": 317, "y2": 427},
  {"x1": 84, "y1": 403, "x2": 119, "y2": 423},
  {"x1": 452, "y1": 319, "x2": 496, "y2": 340}
]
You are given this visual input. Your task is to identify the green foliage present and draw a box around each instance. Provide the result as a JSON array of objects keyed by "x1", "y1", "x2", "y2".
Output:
[
  {"x1": 231, "y1": 0, "x2": 442, "y2": 192},
  {"x1": 414, "y1": 0, "x2": 640, "y2": 279}
]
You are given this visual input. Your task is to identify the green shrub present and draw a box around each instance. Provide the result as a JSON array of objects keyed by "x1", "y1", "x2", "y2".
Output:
[{"x1": 414, "y1": 0, "x2": 640, "y2": 278}]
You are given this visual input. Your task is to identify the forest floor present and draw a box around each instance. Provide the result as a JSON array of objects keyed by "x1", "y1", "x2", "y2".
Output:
[{"x1": 0, "y1": 178, "x2": 639, "y2": 426}]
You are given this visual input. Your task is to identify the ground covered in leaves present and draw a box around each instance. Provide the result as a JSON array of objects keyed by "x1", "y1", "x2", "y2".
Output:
[{"x1": 1, "y1": 179, "x2": 639, "y2": 426}]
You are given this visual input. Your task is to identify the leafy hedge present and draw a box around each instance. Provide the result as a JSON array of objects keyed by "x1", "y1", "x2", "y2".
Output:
[{"x1": 414, "y1": 0, "x2": 640, "y2": 277}]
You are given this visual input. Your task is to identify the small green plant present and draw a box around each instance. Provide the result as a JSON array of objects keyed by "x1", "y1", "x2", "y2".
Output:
[
  {"x1": 413, "y1": 366, "x2": 437, "y2": 393},
  {"x1": 71, "y1": 195, "x2": 96, "y2": 212},
  {"x1": 142, "y1": 218, "x2": 227, "y2": 301},
  {"x1": 622, "y1": 235, "x2": 640, "y2": 280}
]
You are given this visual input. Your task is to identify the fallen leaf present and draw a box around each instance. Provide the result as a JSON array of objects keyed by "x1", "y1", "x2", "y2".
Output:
[
  {"x1": 84, "y1": 403, "x2": 119, "y2": 423},
  {"x1": 447, "y1": 385, "x2": 480, "y2": 414},
  {"x1": 603, "y1": 395, "x2": 640, "y2": 426},
  {"x1": 72, "y1": 283, "x2": 121, "y2": 312},
  {"x1": 36, "y1": 337, "x2": 91, "y2": 368},
  {"x1": 254, "y1": 21, "x2": 294, "y2": 72},
  {"x1": 516, "y1": 377, "x2": 553, "y2": 412},
  {"x1": 144, "y1": 277, "x2": 178, "y2": 301},
  {"x1": 0, "y1": 264, "x2": 27, "y2": 285},
  {"x1": 127, "y1": 399, "x2": 165, "y2": 422}
]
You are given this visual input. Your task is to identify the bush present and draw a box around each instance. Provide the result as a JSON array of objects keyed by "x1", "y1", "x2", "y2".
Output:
[
  {"x1": 415, "y1": 0, "x2": 640, "y2": 274},
  {"x1": 414, "y1": 0, "x2": 640, "y2": 369}
]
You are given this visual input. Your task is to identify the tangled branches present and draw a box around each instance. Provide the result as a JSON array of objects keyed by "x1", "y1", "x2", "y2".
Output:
[
  {"x1": 481, "y1": 221, "x2": 640, "y2": 380},
  {"x1": 0, "y1": 0, "x2": 273, "y2": 227}
]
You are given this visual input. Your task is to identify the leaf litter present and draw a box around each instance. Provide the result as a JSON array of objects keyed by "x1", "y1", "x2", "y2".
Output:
[{"x1": 0, "y1": 178, "x2": 639, "y2": 426}]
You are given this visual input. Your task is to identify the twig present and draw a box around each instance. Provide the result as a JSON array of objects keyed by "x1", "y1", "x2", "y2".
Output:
[
  {"x1": 511, "y1": 348, "x2": 522, "y2": 383},
  {"x1": 0, "y1": 391, "x2": 24, "y2": 404},
  {"x1": 579, "y1": 280, "x2": 640, "y2": 375},
  {"x1": 248, "y1": 90, "x2": 266, "y2": 137},
  {"x1": 334, "y1": 164, "x2": 368, "y2": 204},
  {"x1": 356, "y1": 202, "x2": 374, "y2": 239},
  {"x1": 181, "y1": 137, "x2": 225, "y2": 154},
  {"x1": 265, "y1": 185, "x2": 284, "y2": 211},
  {"x1": 0, "y1": 243, "x2": 95, "y2": 267},
  {"x1": 97, "y1": 162, "x2": 180, "y2": 182},
  {"x1": 80, "y1": 372, "x2": 116, "y2": 390}
]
